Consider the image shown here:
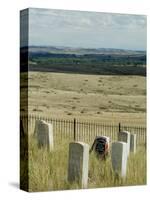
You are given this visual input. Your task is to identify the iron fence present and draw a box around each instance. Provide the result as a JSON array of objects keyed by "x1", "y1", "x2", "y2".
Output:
[{"x1": 20, "y1": 114, "x2": 146, "y2": 145}]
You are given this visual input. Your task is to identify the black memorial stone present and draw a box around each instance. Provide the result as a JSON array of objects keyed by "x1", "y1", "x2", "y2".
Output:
[{"x1": 90, "y1": 136, "x2": 109, "y2": 159}]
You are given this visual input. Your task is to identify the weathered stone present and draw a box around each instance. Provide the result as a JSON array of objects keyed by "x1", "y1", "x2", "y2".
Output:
[
  {"x1": 68, "y1": 142, "x2": 89, "y2": 189},
  {"x1": 111, "y1": 141, "x2": 128, "y2": 177},
  {"x1": 118, "y1": 131, "x2": 130, "y2": 156},
  {"x1": 35, "y1": 120, "x2": 54, "y2": 151},
  {"x1": 130, "y1": 134, "x2": 136, "y2": 153}
]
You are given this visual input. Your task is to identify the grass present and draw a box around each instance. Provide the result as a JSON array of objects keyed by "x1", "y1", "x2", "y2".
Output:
[{"x1": 25, "y1": 136, "x2": 146, "y2": 192}]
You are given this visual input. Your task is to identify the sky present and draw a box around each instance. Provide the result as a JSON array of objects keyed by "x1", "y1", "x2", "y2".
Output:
[{"x1": 21, "y1": 8, "x2": 147, "y2": 50}]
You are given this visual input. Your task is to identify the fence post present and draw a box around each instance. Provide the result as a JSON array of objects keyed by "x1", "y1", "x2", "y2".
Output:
[
  {"x1": 145, "y1": 128, "x2": 147, "y2": 149},
  {"x1": 20, "y1": 119, "x2": 25, "y2": 137},
  {"x1": 119, "y1": 122, "x2": 121, "y2": 132},
  {"x1": 74, "y1": 118, "x2": 76, "y2": 141}
]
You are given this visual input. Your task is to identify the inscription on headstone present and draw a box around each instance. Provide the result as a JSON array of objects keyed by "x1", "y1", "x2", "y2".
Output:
[
  {"x1": 111, "y1": 141, "x2": 128, "y2": 177},
  {"x1": 130, "y1": 134, "x2": 136, "y2": 153},
  {"x1": 118, "y1": 131, "x2": 130, "y2": 156},
  {"x1": 35, "y1": 120, "x2": 54, "y2": 151},
  {"x1": 68, "y1": 142, "x2": 89, "y2": 189}
]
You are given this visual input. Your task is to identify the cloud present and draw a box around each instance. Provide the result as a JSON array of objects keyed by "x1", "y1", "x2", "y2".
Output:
[{"x1": 27, "y1": 8, "x2": 147, "y2": 50}]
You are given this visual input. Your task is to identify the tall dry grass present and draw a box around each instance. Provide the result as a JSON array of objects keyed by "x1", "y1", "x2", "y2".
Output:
[{"x1": 26, "y1": 136, "x2": 146, "y2": 192}]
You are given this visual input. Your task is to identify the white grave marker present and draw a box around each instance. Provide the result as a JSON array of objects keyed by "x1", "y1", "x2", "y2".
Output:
[
  {"x1": 35, "y1": 120, "x2": 54, "y2": 151},
  {"x1": 68, "y1": 142, "x2": 89, "y2": 189},
  {"x1": 130, "y1": 134, "x2": 136, "y2": 153},
  {"x1": 118, "y1": 131, "x2": 130, "y2": 156},
  {"x1": 111, "y1": 141, "x2": 128, "y2": 177}
]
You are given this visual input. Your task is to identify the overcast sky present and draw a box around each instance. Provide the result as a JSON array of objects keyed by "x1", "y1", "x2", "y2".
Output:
[{"x1": 24, "y1": 8, "x2": 146, "y2": 50}]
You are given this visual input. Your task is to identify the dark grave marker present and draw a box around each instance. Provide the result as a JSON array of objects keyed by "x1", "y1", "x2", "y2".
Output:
[{"x1": 90, "y1": 136, "x2": 110, "y2": 159}]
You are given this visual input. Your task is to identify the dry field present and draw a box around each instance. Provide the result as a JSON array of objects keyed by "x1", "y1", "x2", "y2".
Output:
[
  {"x1": 21, "y1": 71, "x2": 146, "y2": 126},
  {"x1": 21, "y1": 71, "x2": 146, "y2": 125}
]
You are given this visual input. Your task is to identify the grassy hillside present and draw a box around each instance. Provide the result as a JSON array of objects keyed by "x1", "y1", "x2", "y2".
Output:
[{"x1": 20, "y1": 72, "x2": 146, "y2": 125}]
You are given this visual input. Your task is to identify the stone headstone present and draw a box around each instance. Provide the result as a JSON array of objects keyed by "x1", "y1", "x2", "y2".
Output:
[
  {"x1": 111, "y1": 141, "x2": 128, "y2": 177},
  {"x1": 118, "y1": 131, "x2": 130, "y2": 156},
  {"x1": 35, "y1": 120, "x2": 54, "y2": 151},
  {"x1": 68, "y1": 142, "x2": 89, "y2": 189},
  {"x1": 130, "y1": 134, "x2": 136, "y2": 153}
]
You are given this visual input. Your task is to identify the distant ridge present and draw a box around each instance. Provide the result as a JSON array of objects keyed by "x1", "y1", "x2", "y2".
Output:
[{"x1": 25, "y1": 45, "x2": 146, "y2": 56}]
